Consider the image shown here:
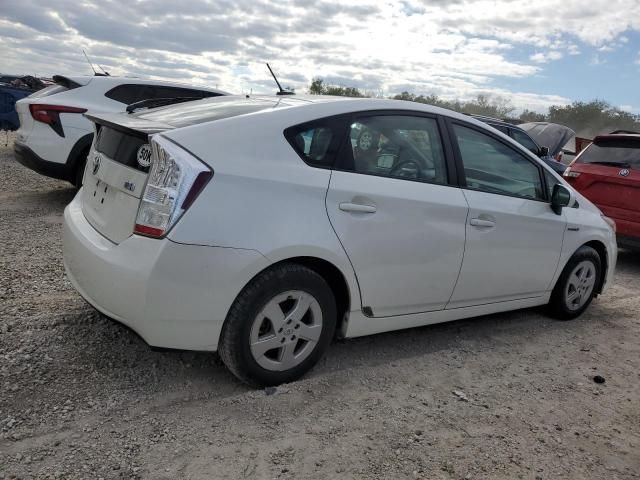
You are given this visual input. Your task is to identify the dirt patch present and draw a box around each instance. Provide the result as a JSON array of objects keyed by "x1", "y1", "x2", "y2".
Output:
[{"x1": 0, "y1": 133, "x2": 638, "y2": 479}]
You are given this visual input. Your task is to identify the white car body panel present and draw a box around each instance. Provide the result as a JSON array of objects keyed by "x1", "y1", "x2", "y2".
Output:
[
  {"x1": 62, "y1": 95, "x2": 617, "y2": 353},
  {"x1": 447, "y1": 189, "x2": 566, "y2": 308},
  {"x1": 326, "y1": 171, "x2": 468, "y2": 316},
  {"x1": 63, "y1": 194, "x2": 269, "y2": 350}
]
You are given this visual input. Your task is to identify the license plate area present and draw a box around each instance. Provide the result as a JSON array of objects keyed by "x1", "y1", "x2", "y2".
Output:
[{"x1": 81, "y1": 149, "x2": 149, "y2": 244}]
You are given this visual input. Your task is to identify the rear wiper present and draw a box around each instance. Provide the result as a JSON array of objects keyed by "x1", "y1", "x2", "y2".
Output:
[
  {"x1": 126, "y1": 97, "x2": 197, "y2": 114},
  {"x1": 588, "y1": 161, "x2": 631, "y2": 168}
]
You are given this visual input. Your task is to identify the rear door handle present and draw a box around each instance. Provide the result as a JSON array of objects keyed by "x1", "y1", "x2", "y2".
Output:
[
  {"x1": 469, "y1": 218, "x2": 495, "y2": 228},
  {"x1": 339, "y1": 202, "x2": 377, "y2": 214}
]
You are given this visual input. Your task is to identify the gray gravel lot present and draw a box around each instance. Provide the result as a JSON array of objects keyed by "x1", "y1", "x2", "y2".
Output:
[{"x1": 1, "y1": 131, "x2": 639, "y2": 479}]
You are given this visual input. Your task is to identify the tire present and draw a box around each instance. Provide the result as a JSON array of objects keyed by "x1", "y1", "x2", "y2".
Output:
[
  {"x1": 218, "y1": 264, "x2": 337, "y2": 387},
  {"x1": 547, "y1": 246, "x2": 601, "y2": 320},
  {"x1": 73, "y1": 149, "x2": 89, "y2": 188}
]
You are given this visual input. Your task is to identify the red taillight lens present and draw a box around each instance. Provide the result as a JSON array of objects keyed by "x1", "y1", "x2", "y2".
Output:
[
  {"x1": 134, "y1": 136, "x2": 212, "y2": 238},
  {"x1": 29, "y1": 104, "x2": 87, "y2": 124}
]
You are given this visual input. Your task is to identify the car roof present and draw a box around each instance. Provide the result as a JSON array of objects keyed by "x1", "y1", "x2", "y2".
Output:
[
  {"x1": 55, "y1": 74, "x2": 230, "y2": 94},
  {"x1": 134, "y1": 94, "x2": 500, "y2": 131},
  {"x1": 469, "y1": 114, "x2": 528, "y2": 131}
]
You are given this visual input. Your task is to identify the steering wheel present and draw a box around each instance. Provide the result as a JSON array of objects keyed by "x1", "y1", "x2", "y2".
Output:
[{"x1": 389, "y1": 159, "x2": 420, "y2": 178}]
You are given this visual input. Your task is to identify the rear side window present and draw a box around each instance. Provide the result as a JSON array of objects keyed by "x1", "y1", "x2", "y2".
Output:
[
  {"x1": 105, "y1": 84, "x2": 220, "y2": 105},
  {"x1": 490, "y1": 124, "x2": 510, "y2": 135},
  {"x1": 284, "y1": 117, "x2": 348, "y2": 168},
  {"x1": 576, "y1": 137, "x2": 640, "y2": 169}
]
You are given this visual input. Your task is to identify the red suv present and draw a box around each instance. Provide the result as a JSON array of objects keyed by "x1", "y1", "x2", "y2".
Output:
[{"x1": 564, "y1": 132, "x2": 640, "y2": 248}]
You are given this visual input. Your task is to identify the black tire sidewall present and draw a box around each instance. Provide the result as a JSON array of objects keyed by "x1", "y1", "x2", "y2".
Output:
[
  {"x1": 224, "y1": 265, "x2": 337, "y2": 386},
  {"x1": 549, "y1": 246, "x2": 601, "y2": 320}
]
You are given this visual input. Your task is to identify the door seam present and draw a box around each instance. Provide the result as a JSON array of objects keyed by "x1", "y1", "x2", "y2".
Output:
[{"x1": 443, "y1": 189, "x2": 471, "y2": 309}]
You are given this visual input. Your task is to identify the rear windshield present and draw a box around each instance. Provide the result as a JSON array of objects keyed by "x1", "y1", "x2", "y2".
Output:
[
  {"x1": 137, "y1": 96, "x2": 281, "y2": 128},
  {"x1": 577, "y1": 137, "x2": 640, "y2": 169}
]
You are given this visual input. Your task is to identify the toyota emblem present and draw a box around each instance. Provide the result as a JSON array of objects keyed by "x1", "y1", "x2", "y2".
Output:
[
  {"x1": 92, "y1": 153, "x2": 102, "y2": 175},
  {"x1": 619, "y1": 168, "x2": 630, "y2": 177}
]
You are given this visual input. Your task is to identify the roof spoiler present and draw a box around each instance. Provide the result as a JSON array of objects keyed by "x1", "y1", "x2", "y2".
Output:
[
  {"x1": 52, "y1": 75, "x2": 84, "y2": 90},
  {"x1": 609, "y1": 129, "x2": 640, "y2": 135}
]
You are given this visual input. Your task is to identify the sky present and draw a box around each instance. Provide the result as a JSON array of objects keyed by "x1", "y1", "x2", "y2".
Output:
[{"x1": 2, "y1": 0, "x2": 640, "y2": 113}]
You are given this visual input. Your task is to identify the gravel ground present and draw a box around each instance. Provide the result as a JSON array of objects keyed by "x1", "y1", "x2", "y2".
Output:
[{"x1": 0, "y1": 131, "x2": 639, "y2": 479}]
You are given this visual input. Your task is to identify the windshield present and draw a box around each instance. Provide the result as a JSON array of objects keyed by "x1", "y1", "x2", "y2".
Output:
[{"x1": 577, "y1": 137, "x2": 640, "y2": 169}]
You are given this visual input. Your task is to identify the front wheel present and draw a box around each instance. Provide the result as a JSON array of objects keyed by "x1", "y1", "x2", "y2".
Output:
[
  {"x1": 547, "y1": 246, "x2": 601, "y2": 320},
  {"x1": 218, "y1": 264, "x2": 337, "y2": 387}
]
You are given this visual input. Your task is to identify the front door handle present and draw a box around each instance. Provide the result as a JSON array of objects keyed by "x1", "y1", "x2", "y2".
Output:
[
  {"x1": 469, "y1": 218, "x2": 495, "y2": 228},
  {"x1": 339, "y1": 202, "x2": 377, "y2": 214}
]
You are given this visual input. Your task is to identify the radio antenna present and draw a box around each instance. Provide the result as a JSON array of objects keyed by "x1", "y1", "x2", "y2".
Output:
[
  {"x1": 83, "y1": 49, "x2": 97, "y2": 75},
  {"x1": 266, "y1": 63, "x2": 294, "y2": 95}
]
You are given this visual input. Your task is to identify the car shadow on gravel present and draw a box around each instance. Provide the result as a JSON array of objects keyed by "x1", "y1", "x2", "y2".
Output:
[
  {"x1": 39, "y1": 252, "x2": 636, "y2": 395},
  {"x1": 54, "y1": 303, "x2": 555, "y2": 394},
  {"x1": 0, "y1": 186, "x2": 77, "y2": 212},
  {"x1": 617, "y1": 248, "x2": 640, "y2": 274}
]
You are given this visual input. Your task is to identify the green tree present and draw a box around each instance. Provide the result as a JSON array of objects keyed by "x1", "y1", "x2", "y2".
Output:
[
  {"x1": 308, "y1": 78, "x2": 366, "y2": 97},
  {"x1": 548, "y1": 100, "x2": 640, "y2": 137},
  {"x1": 519, "y1": 109, "x2": 547, "y2": 123}
]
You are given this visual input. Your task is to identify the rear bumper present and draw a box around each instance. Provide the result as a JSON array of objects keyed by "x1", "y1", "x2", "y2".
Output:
[
  {"x1": 63, "y1": 193, "x2": 270, "y2": 351},
  {"x1": 14, "y1": 141, "x2": 73, "y2": 181}
]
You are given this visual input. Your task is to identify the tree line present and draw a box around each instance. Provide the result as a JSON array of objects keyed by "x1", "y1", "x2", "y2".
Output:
[{"x1": 308, "y1": 78, "x2": 640, "y2": 138}]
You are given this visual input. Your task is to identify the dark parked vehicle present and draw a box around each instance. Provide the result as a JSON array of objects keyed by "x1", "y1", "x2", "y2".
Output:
[
  {"x1": 0, "y1": 84, "x2": 33, "y2": 130},
  {"x1": 471, "y1": 115, "x2": 569, "y2": 174}
]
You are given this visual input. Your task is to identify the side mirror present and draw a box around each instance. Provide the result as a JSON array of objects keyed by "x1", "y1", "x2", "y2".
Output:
[
  {"x1": 551, "y1": 184, "x2": 574, "y2": 215},
  {"x1": 539, "y1": 146, "x2": 550, "y2": 157}
]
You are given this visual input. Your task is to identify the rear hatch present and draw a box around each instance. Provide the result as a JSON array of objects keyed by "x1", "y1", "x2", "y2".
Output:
[
  {"x1": 81, "y1": 113, "x2": 173, "y2": 243},
  {"x1": 81, "y1": 96, "x2": 284, "y2": 244},
  {"x1": 567, "y1": 135, "x2": 640, "y2": 228}
]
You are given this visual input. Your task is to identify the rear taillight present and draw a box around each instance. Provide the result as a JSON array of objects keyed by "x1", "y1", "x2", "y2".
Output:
[
  {"x1": 29, "y1": 104, "x2": 87, "y2": 137},
  {"x1": 134, "y1": 135, "x2": 212, "y2": 238}
]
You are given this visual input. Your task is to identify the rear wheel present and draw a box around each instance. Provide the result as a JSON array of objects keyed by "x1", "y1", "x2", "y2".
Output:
[
  {"x1": 547, "y1": 246, "x2": 601, "y2": 320},
  {"x1": 218, "y1": 264, "x2": 337, "y2": 387}
]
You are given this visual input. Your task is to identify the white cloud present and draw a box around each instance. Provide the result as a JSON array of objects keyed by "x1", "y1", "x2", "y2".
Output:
[
  {"x1": 0, "y1": 0, "x2": 638, "y2": 110},
  {"x1": 530, "y1": 51, "x2": 563, "y2": 63},
  {"x1": 619, "y1": 104, "x2": 633, "y2": 112}
]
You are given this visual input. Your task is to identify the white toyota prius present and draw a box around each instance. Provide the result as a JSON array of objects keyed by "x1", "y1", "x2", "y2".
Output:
[{"x1": 63, "y1": 95, "x2": 617, "y2": 386}]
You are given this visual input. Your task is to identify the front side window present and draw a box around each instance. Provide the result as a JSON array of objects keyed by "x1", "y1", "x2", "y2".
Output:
[
  {"x1": 338, "y1": 115, "x2": 447, "y2": 184},
  {"x1": 511, "y1": 129, "x2": 540, "y2": 155},
  {"x1": 453, "y1": 124, "x2": 544, "y2": 200}
]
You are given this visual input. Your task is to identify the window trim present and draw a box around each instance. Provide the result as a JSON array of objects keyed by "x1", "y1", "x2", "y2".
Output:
[
  {"x1": 330, "y1": 109, "x2": 458, "y2": 188},
  {"x1": 445, "y1": 118, "x2": 550, "y2": 203}
]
